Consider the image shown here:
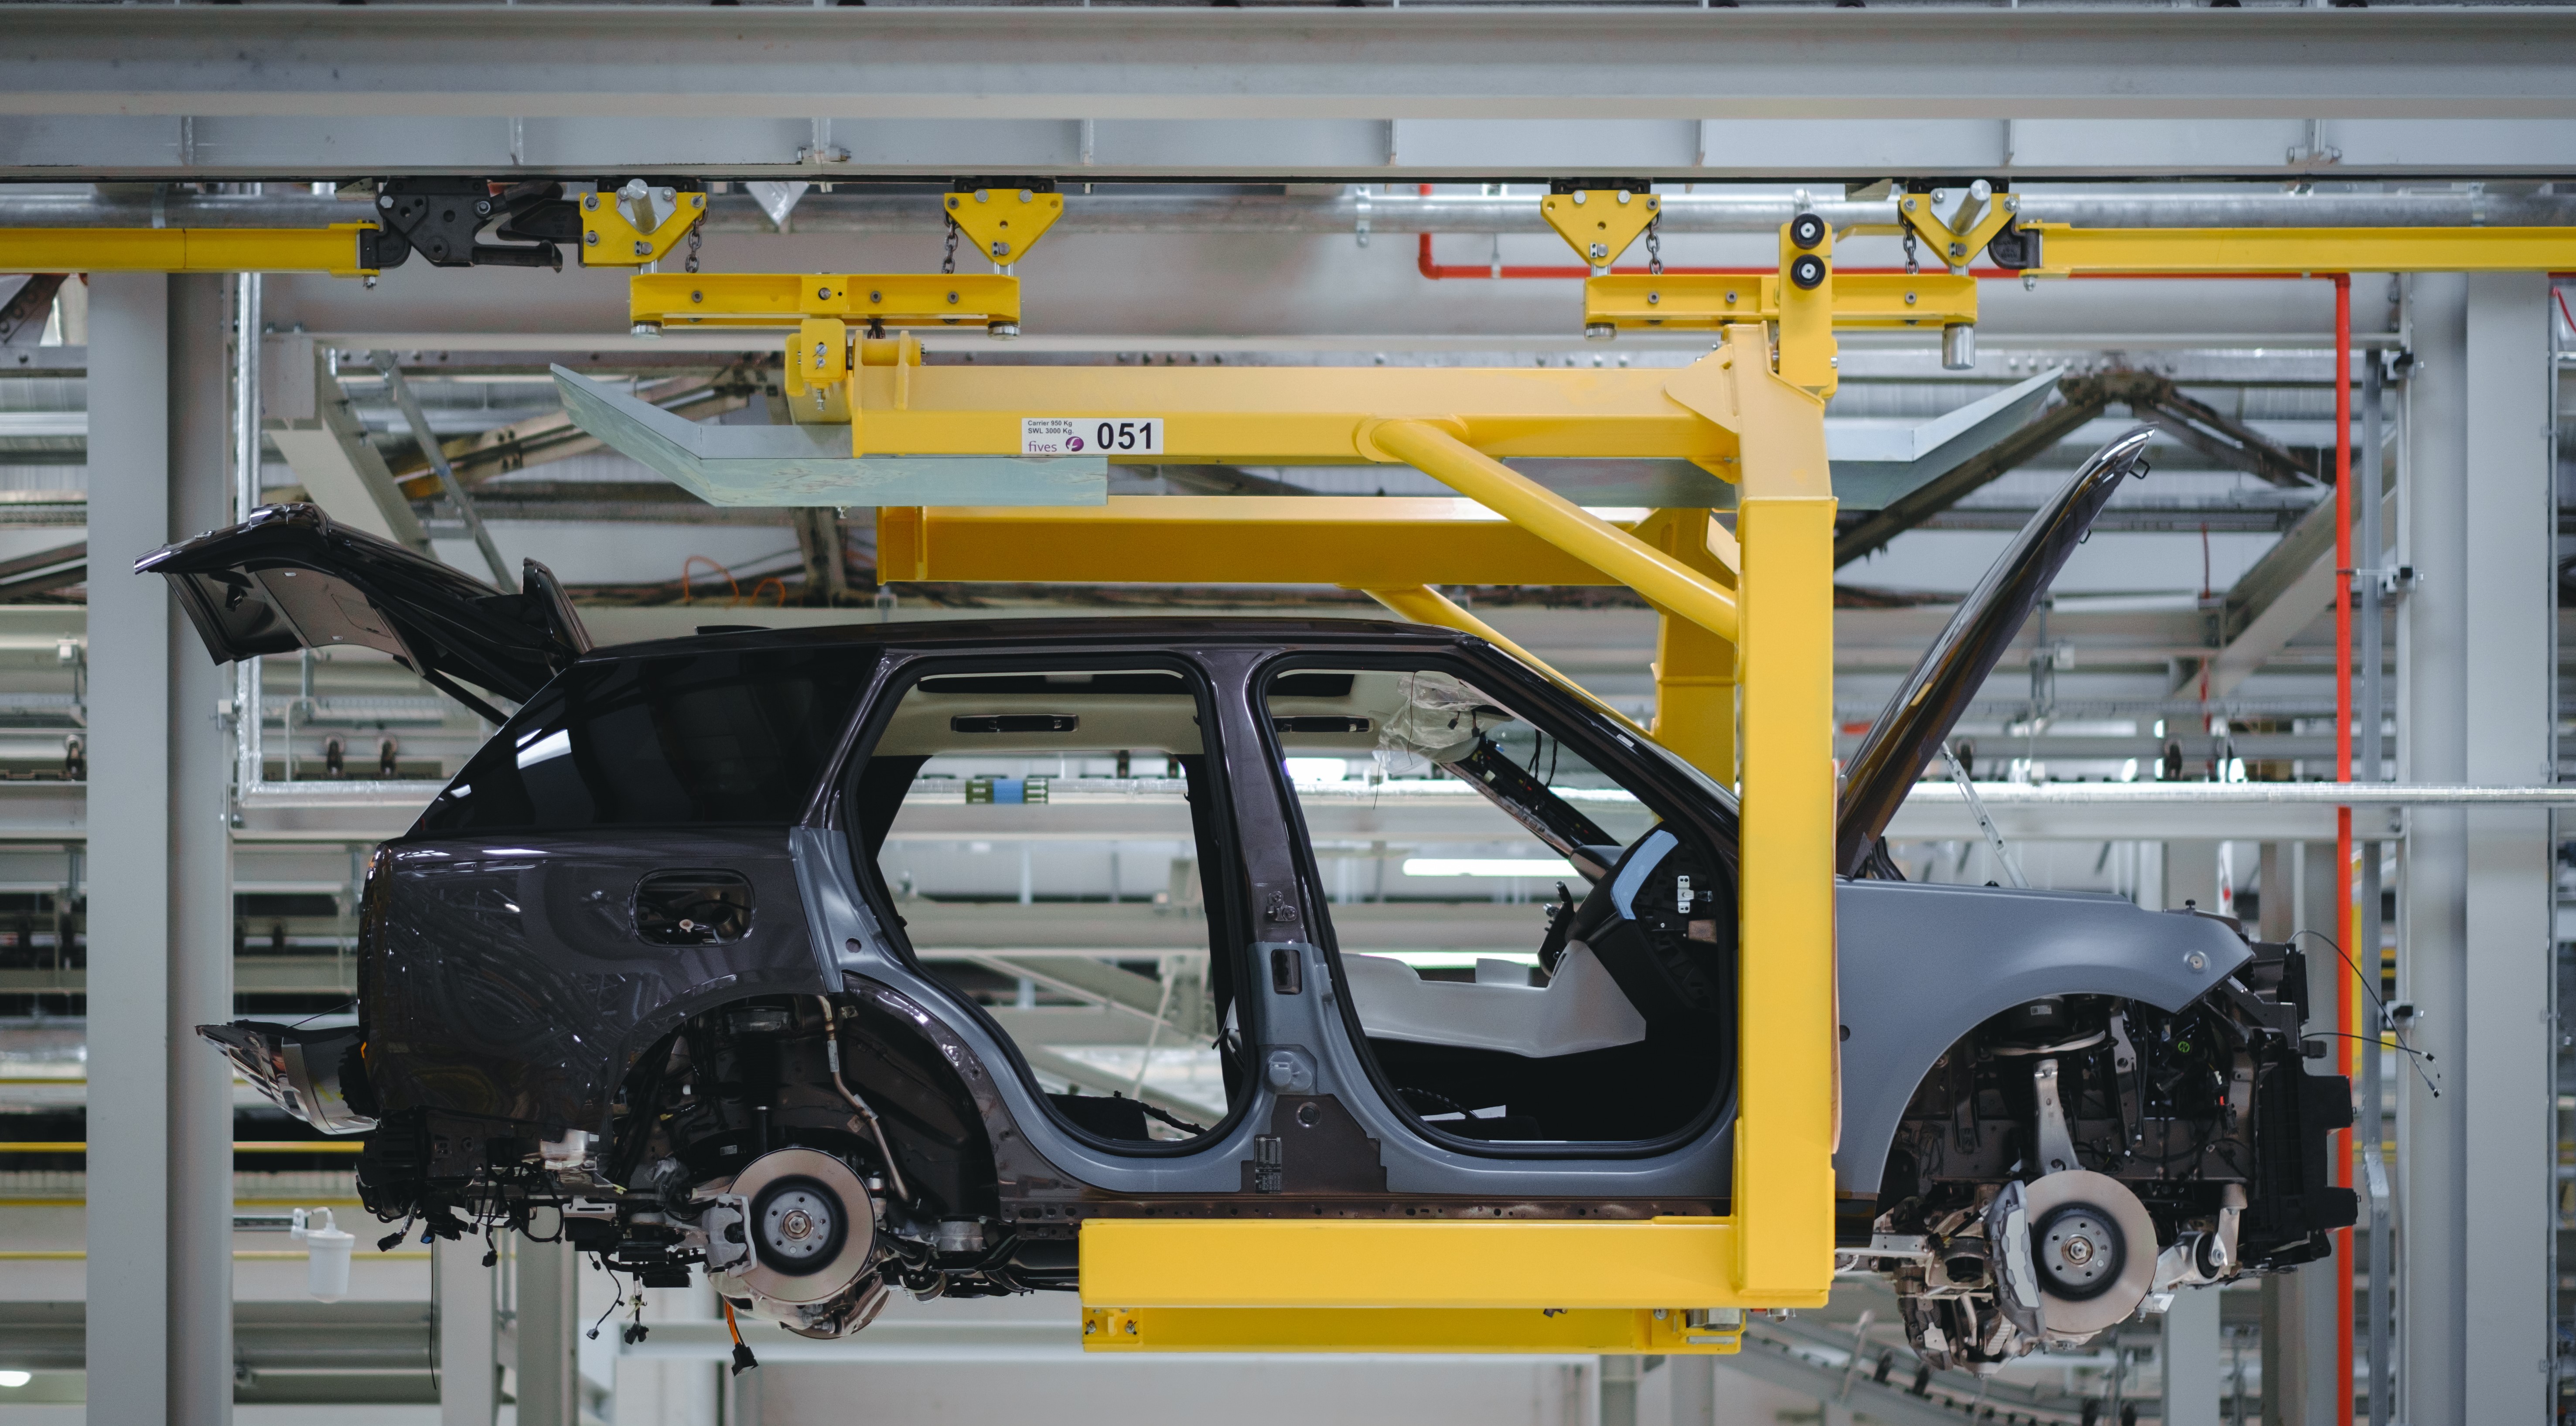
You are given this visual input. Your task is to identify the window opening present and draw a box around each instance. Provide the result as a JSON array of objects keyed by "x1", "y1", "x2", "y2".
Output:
[
  {"x1": 1266, "y1": 664, "x2": 1732, "y2": 1147},
  {"x1": 846, "y1": 665, "x2": 1245, "y2": 1148}
]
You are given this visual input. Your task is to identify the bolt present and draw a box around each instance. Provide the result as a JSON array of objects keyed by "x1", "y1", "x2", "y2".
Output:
[
  {"x1": 475, "y1": 199, "x2": 492, "y2": 216},
  {"x1": 690, "y1": 194, "x2": 705, "y2": 207},
  {"x1": 993, "y1": 241, "x2": 1009, "y2": 257},
  {"x1": 947, "y1": 291, "x2": 959, "y2": 305},
  {"x1": 584, "y1": 194, "x2": 600, "y2": 210},
  {"x1": 584, "y1": 232, "x2": 599, "y2": 246},
  {"x1": 1019, "y1": 189, "x2": 1033, "y2": 203},
  {"x1": 869, "y1": 290, "x2": 882, "y2": 303},
  {"x1": 1904, "y1": 291, "x2": 1917, "y2": 305},
  {"x1": 1616, "y1": 191, "x2": 1630, "y2": 205},
  {"x1": 1647, "y1": 292, "x2": 1659, "y2": 305},
  {"x1": 1724, "y1": 290, "x2": 1738, "y2": 304},
  {"x1": 818, "y1": 287, "x2": 832, "y2": 300},
  {"x1": 633, "y1": 240, "x2": 651, "y2": 256},
  {"x1": 1571, "y1": 191, "x2": 1587, "y2": 206},
  {"x1": 2186, "y1": 951, "x2": 2208, "y2": 972},
  {"x1": 691, "y1": 290, "x2": 703, "y2": 304},
  {"x1": 976, "y1": 190, "x2": 990, "y2": 204},
  {"x1": 947, "y1": 196, "x2": 959, "y2": 210}
]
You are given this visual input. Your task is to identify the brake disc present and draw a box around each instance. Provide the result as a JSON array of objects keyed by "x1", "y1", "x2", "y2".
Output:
[
  {"x1": 709, "y1": 1147, "x2": 878, "y2": 1307},
  {"x1": 2018, "y1": 1168, "x2": 2159, "y2": 1340}
]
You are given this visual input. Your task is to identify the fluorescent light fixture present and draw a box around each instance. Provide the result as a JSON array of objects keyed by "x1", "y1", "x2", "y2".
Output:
[
  {"x1": 515, "y1": 728, "x2": 572, "y2": 769},
  {"x1": 1284, "y1": 757, "x2": 1350, "y2": 783},
  {"x1": 0, "y1": 1371, "x2": 29, "y2": 1389},
  {"x1": 1402, "y1": 858, "x2": 1574, "y2": 878}
]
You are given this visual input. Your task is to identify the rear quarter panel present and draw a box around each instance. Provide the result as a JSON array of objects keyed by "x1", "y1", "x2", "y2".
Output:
[{"x1": 364, "y1": 829, "x2": 825, "y2": 1136}]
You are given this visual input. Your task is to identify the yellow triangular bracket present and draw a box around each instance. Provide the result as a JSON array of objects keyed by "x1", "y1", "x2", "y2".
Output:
[
  {"x1": 1541, "y1": 188, "x2": 1662, "y2": 273},
  {"x1": 945, "y1": 188, "x2": 1067, "y2": 272}
]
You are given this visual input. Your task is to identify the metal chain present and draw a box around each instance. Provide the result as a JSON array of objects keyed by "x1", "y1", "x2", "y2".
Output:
[
  {"x1": 1902, "y1": 228, "x2": 1920, "y2": 276},
  {"x1": 941, "y1": 215, "x2": 959, "y2": 276},
  {"x1": 684, "y1": 219, "x2": 703, "y2": 275},
  {"x1": 1645, "y1": 215, "x2": 1663, "y2": 277}
]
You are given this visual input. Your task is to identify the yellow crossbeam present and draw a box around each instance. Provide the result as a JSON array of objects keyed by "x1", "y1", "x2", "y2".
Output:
[
  {"x1": 2022, "y1": 223, "x2": 2576, "y2": 276},
  {"x1": 1080, "y1": 1305, "x2": 1742, "y2": 1356},
  {"x1": 848, "y1": 364, "x2": 1737, "y2": 465},
  {"x1": 1079, "y1": 1218, "x2": 1796, "y2": 1309},
  {"x1": 0, "y1": 225, "x2": 378, "y2": 276},
  {"x1": 879, "y1": 497, "x2": 1666, "y2": 587}
]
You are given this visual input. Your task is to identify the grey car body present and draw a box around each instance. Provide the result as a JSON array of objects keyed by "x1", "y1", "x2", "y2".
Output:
[{"x1": 154, "y1": 426, "x2": 2352, "y2": 1363}]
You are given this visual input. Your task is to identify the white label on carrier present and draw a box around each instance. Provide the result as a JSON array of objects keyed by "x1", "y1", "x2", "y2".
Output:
[{"x1": 1021, "y1": 417, "x2": 1162, "y2": 457}]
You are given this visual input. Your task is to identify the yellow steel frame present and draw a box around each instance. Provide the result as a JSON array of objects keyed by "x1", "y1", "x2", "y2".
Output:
[{"x1": 836, "y1": 290, "x2": 1844, "y2": 1342}]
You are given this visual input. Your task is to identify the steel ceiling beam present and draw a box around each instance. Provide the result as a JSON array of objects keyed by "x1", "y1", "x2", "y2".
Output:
[
  {"x1": 0, "y1": 8, "x2": 2571, "y2": 180},
  {"x1": 10, "y1": 188, "x2": 2576, "y2": 235}
]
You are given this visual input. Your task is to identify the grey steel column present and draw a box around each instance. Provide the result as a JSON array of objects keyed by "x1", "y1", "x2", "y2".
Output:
[
  {"x1": 85, "y1": 273, "x2": 237, "y2": 1425},
  {"x1": 516, "y1": 1236, "x2": 581, "y2": 1426},
  {"x1": 436, "y1": 1237, "x2": 500, "y2": 1426},
  {"x1": 2457, "y1": 271, "x2": 2556, "y2": 1425},
  {"x1": 84, "y1": 270, "x2": 176, "y2": 1426},
  {"x1": 1665, "y1": 1354, "x2": 1712, "y2": 1426},
  {"x1": 2398, "y1": 272, "x2": 2469, "y2": 1426},
  {"x1": 2288, "y1": 843, "x2": 2346, "y2": 1426},
  {"x1": 2161, "y1": 1283, "x2": 2223, "y2": 1426},
  {"x1": 2355, "y1": 346, "x2": 2394, "y2": 1426},
  {"x1": 170, "y1": 274, "x2": 237, "y2": 1426}
]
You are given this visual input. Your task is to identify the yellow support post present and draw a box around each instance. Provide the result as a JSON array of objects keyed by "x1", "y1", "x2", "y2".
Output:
[
  {"x1": 1631, "y1": 508, "x2": 1740, "y2": 783},
  {"x1": 1685, "y1": 324, "x2": 1838, "y2": 1305}
]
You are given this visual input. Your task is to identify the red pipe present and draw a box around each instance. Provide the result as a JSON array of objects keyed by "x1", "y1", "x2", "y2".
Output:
[{"x1": 2330, "y1": 270, "x2": 2357, "y2": 1426}]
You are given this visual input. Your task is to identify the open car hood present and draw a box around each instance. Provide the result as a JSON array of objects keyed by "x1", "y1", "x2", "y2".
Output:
[
  {"x1": 136, "y1": 502, "x2": 592, "y2": 717},
  {"x1": 1834, "y1": 426, "x2": 2155, "y2": 876}
]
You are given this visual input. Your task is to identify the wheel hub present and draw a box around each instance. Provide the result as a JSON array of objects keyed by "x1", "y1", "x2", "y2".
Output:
[
  {"x1": 2032, "y1": 1201, "x2": 2126, "y2": 1302},
  {"x1": 762, "y1": 1187, "x2": 835, "y2": 1264}
]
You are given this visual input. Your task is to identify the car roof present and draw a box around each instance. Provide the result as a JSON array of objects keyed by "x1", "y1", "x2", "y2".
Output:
[{"x1": 583, "y1": 614, "x2": 1483, "y2": 664}]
